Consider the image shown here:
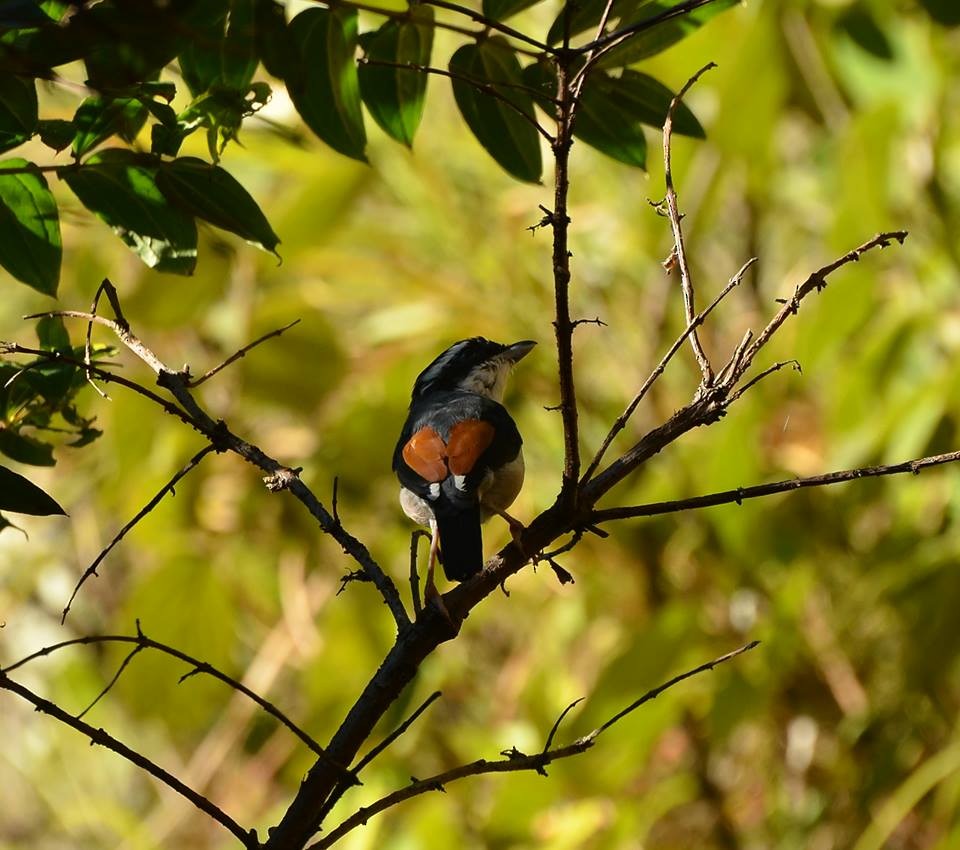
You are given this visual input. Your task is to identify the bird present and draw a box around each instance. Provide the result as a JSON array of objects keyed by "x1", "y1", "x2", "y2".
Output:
[{"x1": 393, "y1": 337, "x2": 535, "y2": 604}]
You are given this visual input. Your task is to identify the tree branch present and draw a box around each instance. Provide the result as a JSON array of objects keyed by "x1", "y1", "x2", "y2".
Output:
[
  {"x1": 589, "y1": 449, "x2": 960, "y2": 524},
  {"x1": 0, "y1": 669, "x2": 258, "y2": 849},
  {"x1": 662, "y1": 62, "x2": 717, "y2": 386},
  {"x1": 308, "y1": 641, "x2": 758, "y2": 849},
  {"x1": 188, "y1": 319, "x2": 301, "y2": 387},
  {"x1": 61, "y1": 444, "x2": 217, "y2": 623},
  {"x1": 580, "y1": 0, "x2": 727, "y2": 57}
]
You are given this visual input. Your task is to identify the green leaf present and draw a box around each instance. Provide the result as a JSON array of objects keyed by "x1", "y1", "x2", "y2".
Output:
[
  {"x1": 919, "y1": 0, "x2": 960, "y2": 26},
  {"x1": 62, "y1": 149, "x2": 197, "y2": 275},
  {"x1": 449, "y1": 39, "x2": 542, "y2": 183},
  {"x1": 157, "y1": 156, "x2": 280, "y2": 254},
  {"x1": 0, "y1": 430, "x2": 55, "y2": 466},
  {"x1": 72, "y1": 96, "x2": 149, "y2": 158},
  {"x1": 0, "y1": 73, "x2": 37, "y2": 154},
  {"x1": 837, "y1": 6, "x2": 894, "y2": 60},
  {"x1": 179, "y1": 0, "x2": 258, "y2": 96},
  {"x1": 358, "y1": 8, "x2": 434, "y2": 147},
  {"x1": 255, "y1": 0, "x2": 299, "y2": 80},
  {"x1": 0, "y1": 464, "x2": 65, "y2": 514},
  {"x1": 594, "y1": 69, "x2": 704, "y2": 137},
  {"x1": 483, "y1": 0, "x2": 543, "y2": 23},
  {"x1": 36, "y1": 315, "x2": 69, "y2": 351},
  {"x1": 288, "y1": 7, "x2": 367, "y2": 161},
  {"x1": 0, "y1": 158, "x2": 61, "y2": 295},
  {"x1": 37, "y1": 118, "x2": 74, "y2": 151},
  {"x1": 597, "y1": 0, "x2": 740, "y2": 68}
]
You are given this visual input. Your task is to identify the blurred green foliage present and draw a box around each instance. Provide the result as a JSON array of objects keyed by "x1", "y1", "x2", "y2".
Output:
[{"x1": 3, "y1": 1, "x2": 960, "y2": 849}]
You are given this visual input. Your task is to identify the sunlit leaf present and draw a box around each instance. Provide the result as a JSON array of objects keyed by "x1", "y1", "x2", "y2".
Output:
[
  {"x1": 288, "y1": 7, "x2": 366, "y2": 161},
  {"x1": 157, "y1": 156, "x2": 280, "y2": 254},
  {"x1": 0, "y1": 73, "x2": 37, "y2": 153},
  {"x1": 0, "y1": 158, "x2": 60, "y2": 295},
  {"x1": 0, "y1": 464, "x2": 65, "y2": 514},
  {"x1": 449, "y1": 39, "x2": 542, "y2": 183},
  {"x1": 62, "y1": 148, "x2": 197, "y2": 275},
  {"x1": 72, "y1": 96, "x2": 149, "y2": 158},
  {"x1": 358, "y1": 8, "x2": 434, "y2": 148},
  {"x1": 597, "y1": 0, "x2": 740, "y2": 68}
]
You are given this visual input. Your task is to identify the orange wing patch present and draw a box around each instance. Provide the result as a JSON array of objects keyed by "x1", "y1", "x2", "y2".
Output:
[
  {"x1": 446, "y1": 419, "x2": 495, "y2": 476},
  {"x1": 402, "y1": 427, "x2": 448, "y2": 483}
]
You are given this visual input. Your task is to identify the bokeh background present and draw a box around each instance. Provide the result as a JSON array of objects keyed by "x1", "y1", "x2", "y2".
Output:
[{"x1": 3, "y1": 1, "x2": 960, "y2": 848}]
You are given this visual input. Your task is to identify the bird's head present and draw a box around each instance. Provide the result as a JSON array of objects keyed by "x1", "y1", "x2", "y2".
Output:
[{"x1": 411, "y1": 337, "x2": 536, "y2": 403}]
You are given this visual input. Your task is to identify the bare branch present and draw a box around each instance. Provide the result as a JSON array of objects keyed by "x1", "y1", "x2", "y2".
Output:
[
  {"x1": 419, "y1": 0, "x2": 557, "y2": 55},
  {"x1": 724, "y1": 231, "x2": 908, "y2": 387},
  {"x1": 1, "y1": 625, "x2": 345, "y2": 775},
  {"x1": 590, "y1": 448, "x2": 960, "y2": 524},
  {"x1": 663, "y1": 62, "x2": 718, "y2": 385},
  {"x1": 0, "y1": 669, "x2": 258, "y2": 849},
  {"x1": 308, "y1": 642, "x2": 758, "y2": 849},
  {"x1": 581, "y1": 0, "x2": 727, "y2": 57},
  {"x1": 188, "y1": 319, "x2": 301, "y2": 387},
  {"x1": 355, "y1": 690, "x2": 442, "y2": 775},
  {"x1": 582, "y1": 257, "x2": 755, "y2": 483},
  {"x1": 77, "y1": 645, "x2": 143, "y2": 720},
  {"x1": 726, "y1": 359, "x2": 801, "y2": 404},
  {"x1": 61, "y1": 445, "x2": 217, "y2": 623}
]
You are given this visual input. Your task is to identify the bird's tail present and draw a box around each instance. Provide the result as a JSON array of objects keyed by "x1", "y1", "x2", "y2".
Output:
[{"x1": 435, "y1": 502, "x2": 484, "y2": 581}]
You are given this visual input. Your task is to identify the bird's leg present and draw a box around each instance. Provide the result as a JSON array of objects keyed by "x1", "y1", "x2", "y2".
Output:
[
  {"x1": 423, "y1": 520, "x2": 452, "y2": 621},
  {"x1": 494, "y1": 508, "x2": 525, "y2": 545}
]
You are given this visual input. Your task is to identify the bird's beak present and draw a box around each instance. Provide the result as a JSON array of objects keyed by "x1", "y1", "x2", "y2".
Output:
[{"x1": 505, "y1": 340, "x2": 537, "y2": 363}]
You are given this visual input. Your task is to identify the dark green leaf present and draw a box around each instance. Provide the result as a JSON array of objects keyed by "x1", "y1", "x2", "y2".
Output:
[
  {"x1": 0, "y1": 158, "x2": 61, "y2": 295},
  {"x1": 157, "y1": 156, "x2": 280, "y2": 254},
  {"x1": 0, "y1": 463, "x2": 64, "y2": 514},
  {"x1": 358, "y1": 8, "x2": 434, "y2": 147},
  {"x1": 37, "y1": 118, "x2": 74, "y2": 151},
  {"x1": 68, "y1": 426, "x2": 103, "y2": 448},
  {"x1": 837, "y1": 7, "x2": 894, "y2": 60},
  {"x1": 596, "y1": 69, "x2": 704, "y2": 136},
  {"x1": 62, "y1": 149, "x2": 198, "y2": 275},
  {"x1": 288, "y1": 7, "x2": 366, "y2": 161},
  {"x1": 0, "y1": 431, "x2": 55, "y2": 466},
  {"x1": 179, "y1": 0, "x2": 258, "y2": 96},
  {"x1": 255, "y1": 0, "x2": 299, "y2": 80},
  {"x1": 483, "y1": 0, "x2": 543, "y2": 23},
  {"x1": 919, "y1": 0, "x2": 960, "y2": 26},
  {"x1": 72, "y1": 96, "x2": 149, "y2": 158},
  {"x1": 0, "y1": 0, "x2": 54, "y2": 26},
  {"x1": 546, "y1": 0, "x2": 652, "y2": 46},
  {"x1": 597, "y1": 0, "x2": 740, "y2": 68},
  {"x1": 0, "y1": 73, "x2": 37, "y2": 153},
  {"x1": 449, "y1": 39, "x2": 542, "y2": 183},
  {"x1": 36, "y1": 315, "x2": 69, "y2": 351}
]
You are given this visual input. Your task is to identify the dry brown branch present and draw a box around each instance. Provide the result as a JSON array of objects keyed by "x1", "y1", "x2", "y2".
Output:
[{"x1": 662, "y1": 62, "x2": 717, "y2": 385}]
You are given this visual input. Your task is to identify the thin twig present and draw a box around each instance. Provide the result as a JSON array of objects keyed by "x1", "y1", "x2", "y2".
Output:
[
  {"x1": 0, "y1": 670, "x2": 258, "y2": 848},
  {"x1": 589, "y1": 448, "x2": 960, "y2": 524},
  {"x1": 726, "y1": 359, "x2": 801, "y2": 404},
  {"x1": 359, "y1": 59, "x2": 555, "y2": 143},
  {"x1": 61, "y1": 445, "x2": 217, "y2": 623},
  {"x1": 354, "y1": 691, "x2": 442, "y2": 775},
  {"x1": 419, "y1": 0, "x2": 557, "y2": 54},
  {"x1": 308, "y1": 642, "x2": 757, "y2": 849},
  {"x1": 663, "y1": 62, "x2": 717, "y2": 386},
  {"x1": 77, "y1": 646, "x2": 143, "y2": 720},
  {"x1": 539, "y1": 696, "x2": 585, "y2": 773},
  {"x1": 409, "y1": 530, "x2": 429, "y2": 618},
  {"x1": 581, "y1": 0, "x2": 726, "y2": 57},
  {"x1": 1, "y1": 625, "x2": 342, "y2": 773},
  {"x1": 582, "y1": 258, "x2": 755, "y2": 484},
  {"x1": 724, "y1": 231, "x2": 908, "y2": 387},
  {"x1": 188, "y1": 320, "x2": 301, "y2": 387}
]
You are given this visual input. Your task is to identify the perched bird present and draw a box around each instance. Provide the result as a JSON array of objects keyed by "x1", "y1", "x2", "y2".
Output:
[{"x1": 393, "y1": 337, "x2": 535, "y2": 600}]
